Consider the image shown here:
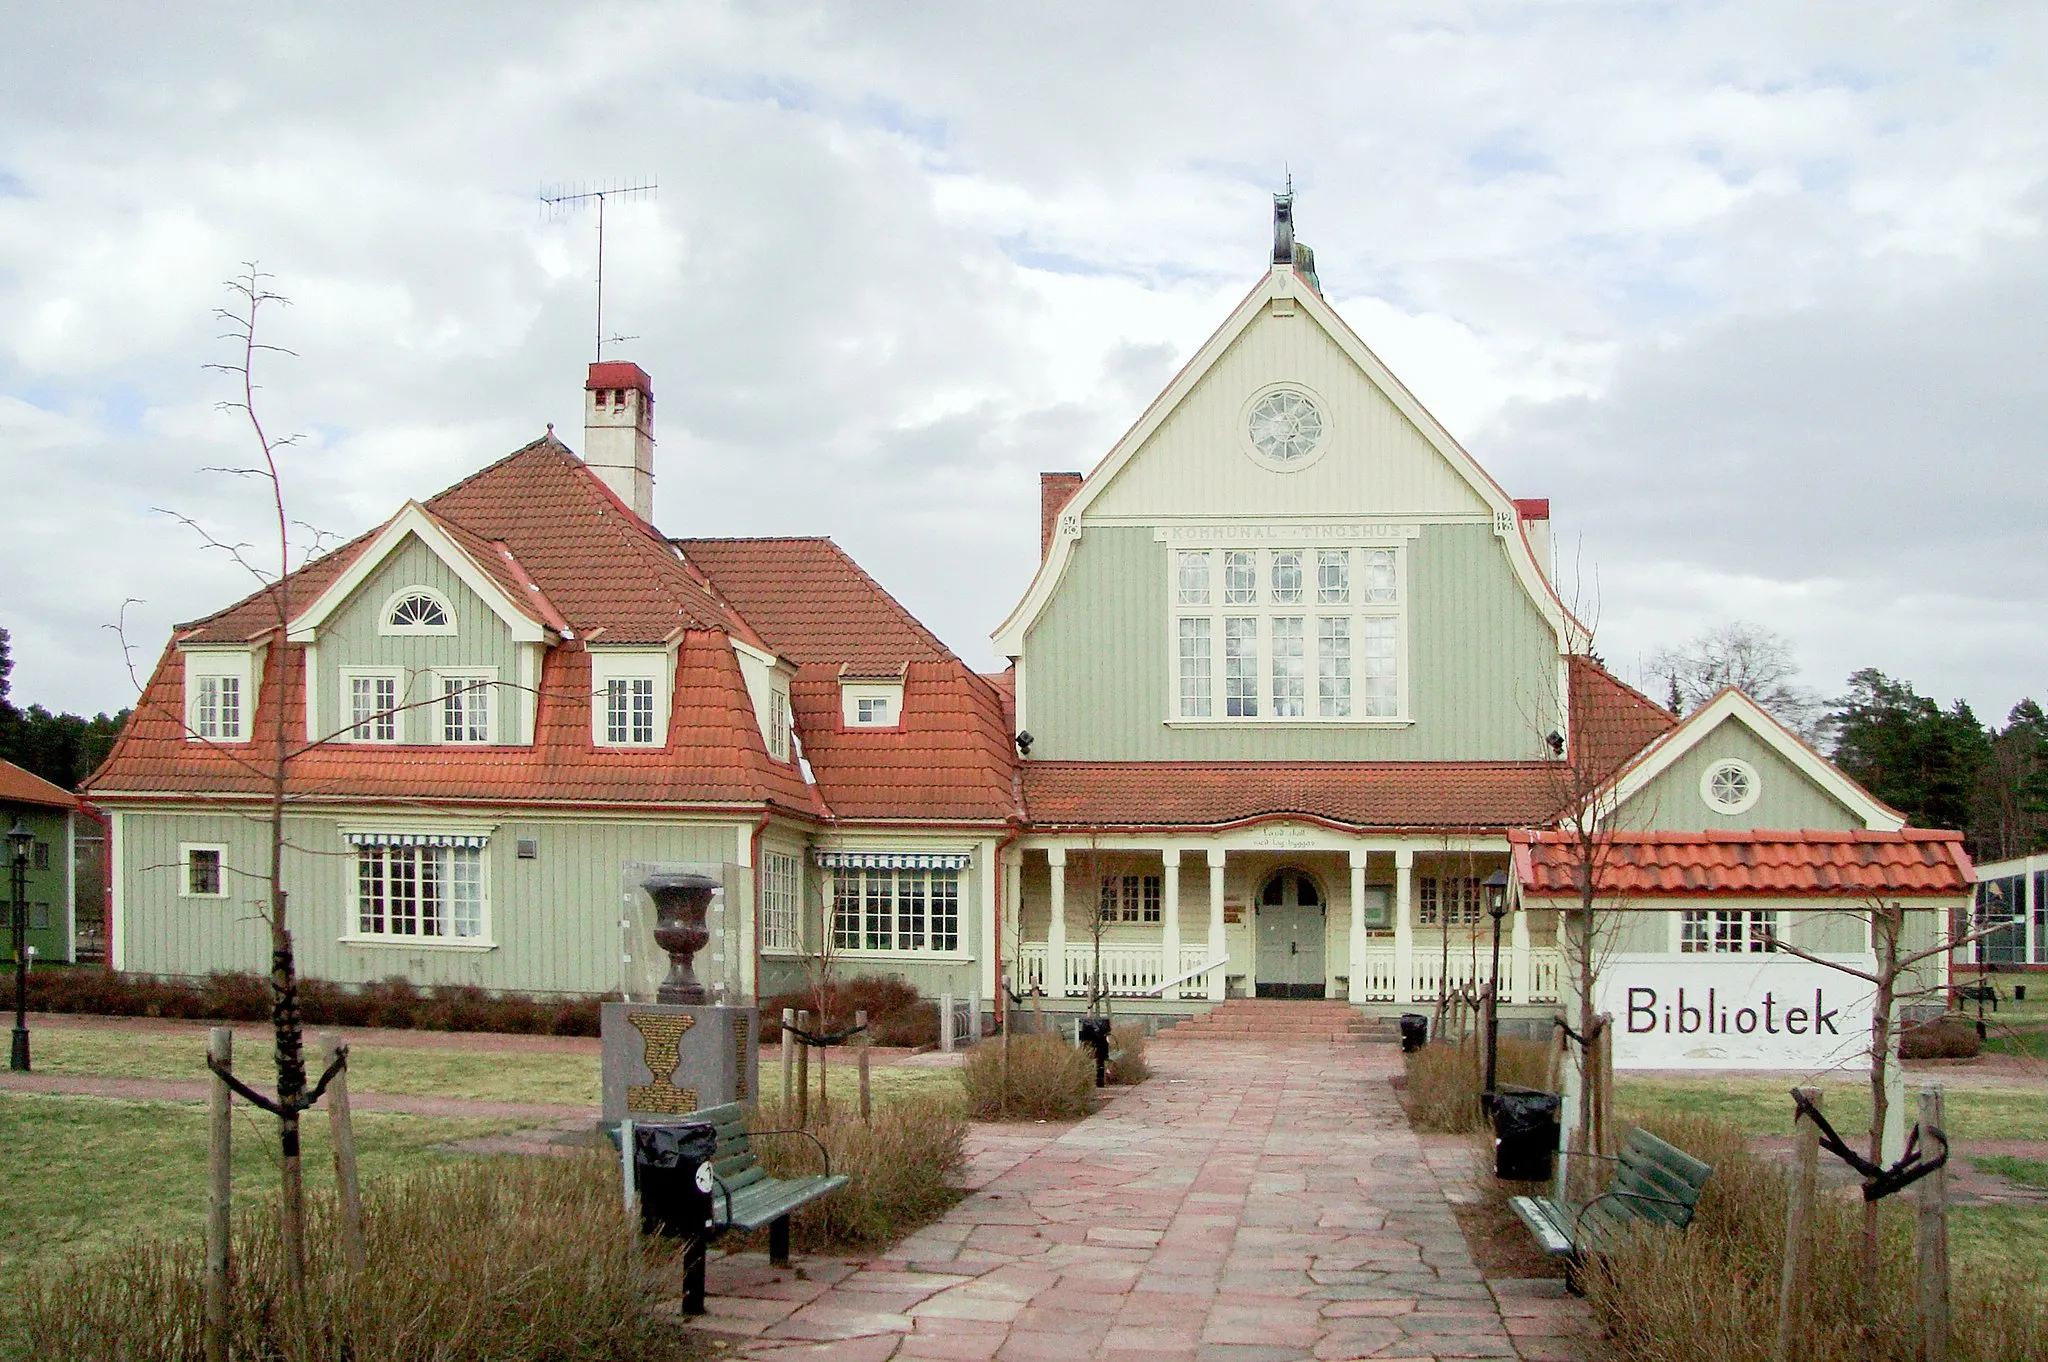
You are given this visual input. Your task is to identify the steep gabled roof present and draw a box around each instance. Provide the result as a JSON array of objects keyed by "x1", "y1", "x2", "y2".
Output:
[
  {"x1": 675, "y1": 536, "x2": 955, "y2": 670},
  {"x1": 1512, "y1": 828, "x2": 1973, "y2": 898}
]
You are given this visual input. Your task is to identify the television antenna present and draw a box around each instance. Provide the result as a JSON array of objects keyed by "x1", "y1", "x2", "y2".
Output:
[{"x1": 540, "y1": 179, "x2": 658, "y2": 361}]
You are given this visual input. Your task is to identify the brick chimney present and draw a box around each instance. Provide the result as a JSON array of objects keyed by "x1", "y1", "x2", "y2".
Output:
[
  {"x1": 1514, "y1": 498, "x2": 1552, "y2": 581},
  {"x1": 584, "y1": 361, "x2": 655, "y2": 521},
  {"x1": 1040, "y1": 472, "x2": 1083, "y2": 561}
]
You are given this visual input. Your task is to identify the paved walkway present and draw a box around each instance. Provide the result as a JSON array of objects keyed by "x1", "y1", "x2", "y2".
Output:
[{"x1": 688, "y1": 1038, "x2": 1595, "y2": 1361}]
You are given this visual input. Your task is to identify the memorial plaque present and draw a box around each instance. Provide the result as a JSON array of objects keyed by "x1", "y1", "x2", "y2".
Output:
[{"x1": 602, "y1": 1002, "x2": 759, "y2": 1123}]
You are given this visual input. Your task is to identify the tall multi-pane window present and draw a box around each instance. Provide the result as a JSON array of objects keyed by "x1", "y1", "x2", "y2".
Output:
[
  {"x1": 440, "y1": 675, "x2": 492, "y2": 743},
  {"x1": 606, "y1": 677, "x2": 656, "y2": 744},
  {"x1": 1172, "y1": 544, "x2": 1402, "y2": 721},
  {"x1": 830, "y1": 868, "x2": 961, "y2": 953},
  {"x1": 761, "y1": 851, "x2": 800, "y2": 952},
  {"x1": 355, "y1": 842, "x2": 484, "y2": 940},
  {"x1": 768, "y1": 688, "x2": 790, "y2": 759},
  {"x1": 194, "y1": 675, "x2": 242, "y2": 740},
  {"x1": 1417, "y1": 876, "x2": 1481, "y2": 926},
  {"x1": 350, "y1": 675, "x2": 398, "y2": 742},
  {"x1": 1098, "y1": 874, "x2": 1164, "y2": 923}
]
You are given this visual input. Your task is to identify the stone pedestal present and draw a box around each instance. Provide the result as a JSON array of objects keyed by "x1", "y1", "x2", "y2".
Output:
[{"x1": 601, "y1": 1002, "x2": 759, "y2": 1124}]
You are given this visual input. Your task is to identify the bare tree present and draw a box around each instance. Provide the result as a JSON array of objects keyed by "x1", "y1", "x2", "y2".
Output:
[{"x1": 1645, "y1": 620, "x2": 1825, "y2": 741}]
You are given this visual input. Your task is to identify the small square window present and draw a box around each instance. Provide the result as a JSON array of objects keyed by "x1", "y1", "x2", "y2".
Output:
[
  {"x1": 858, "y1": 697, "x2": 890, "y2": 724},
  {"x1": 187, "y1": 849, "x2": 223, "y2": 897},
  {"x1": 32, "y1": 842, "x2": 50, "y2": 871},
  {"x1": 30, "y1": 904, "x2": 49, "y2": 931},
  {"x1": 516, "y1": 839, "x2": 539, "y2": 860}
]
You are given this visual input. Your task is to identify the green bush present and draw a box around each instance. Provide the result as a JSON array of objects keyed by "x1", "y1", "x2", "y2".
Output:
[
  {"x1": 748, "y1": 1093, "x2": 966, "y2": 1253},
  {"x1": 1582, "y1": 1112, "x2": 2048, "y2": 1362},
  {"x1": 0, "y1": 1156, "x2": 692, "y2": 1362},
  {"x1": 761, "y1": 976, "x2": 939, "y2": 1048},
  {"x1": 1899, "y1": 1014, "x2": 1983, "y2": 1059},
  {"x1": 1107, "y1": 1024, "x2": 1150, "y2": 1085},
  {"x1": 961, "y1": 1031, "x2": 1094, "y2": 1120}
]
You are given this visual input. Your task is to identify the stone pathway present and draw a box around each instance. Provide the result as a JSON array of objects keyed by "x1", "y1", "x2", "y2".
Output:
[{"x1": 687, "y1": 1038, "x2": 1596, "y2": 1361}]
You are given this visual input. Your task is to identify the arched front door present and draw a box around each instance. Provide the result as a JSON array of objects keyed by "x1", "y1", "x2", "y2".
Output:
[{"x1": 1255, "y1": 870, "x2": 1326, "y2": 999}]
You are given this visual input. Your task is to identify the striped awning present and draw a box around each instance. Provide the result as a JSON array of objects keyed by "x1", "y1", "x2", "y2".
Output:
[
  {"x1": 344, "y1": 831, "x2": 490, "y2": 849},
  {"x1": 814, "y1": 850, "x2": 972, "y2": 871}
]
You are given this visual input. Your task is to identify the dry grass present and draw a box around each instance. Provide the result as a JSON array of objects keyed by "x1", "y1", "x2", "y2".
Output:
[
  {"x1": 960, "y1": 1031, "x2": 1095, "y2": 1120},
  {"x1": 748, "y1": 1093, "x2": 967, "y2": 1253},
  {"x1": 1402, "y1": 1036, "x2": 1552, "y2": 1133},
  {"x1": 1582, "y1": 1113, "x2": 2048, "y2": 1362},
  {"x1": 1107, "y1": 1024, "x2": 1150, "y2": 1086},
  {"x1": 0, "y1": 1155, "x2": 699, "y2": 1362}
]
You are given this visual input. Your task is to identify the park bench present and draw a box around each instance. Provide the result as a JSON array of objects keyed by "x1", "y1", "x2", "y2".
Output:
[
  {"x1": 1508, "y1": 1126, "x2": 1714, "y2": 1279},
  {"x1": 1953, "y1": 980, "x2": 2001, "y2": 1010}
]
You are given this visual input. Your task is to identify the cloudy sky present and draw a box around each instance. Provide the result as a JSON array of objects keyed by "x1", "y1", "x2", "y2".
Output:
[{"x1": 3, "y1": 2, "x2": 2043, "y2": 725}]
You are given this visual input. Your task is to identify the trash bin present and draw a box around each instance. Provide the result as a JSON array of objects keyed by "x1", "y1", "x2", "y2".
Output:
[
  {"x1": 1077, "y1": 1016, "x2": 1112, "y2": 1087},
  {"x1": 634, "y1": 1121, "x2": 719, "y2": 1239},
  {"x1": 1489, "y1": 1086, "x2": 1560, "y2": 1183},
  {"x1": 1398, "y1": 1013, "x2": 1428, "y2": 1053}
]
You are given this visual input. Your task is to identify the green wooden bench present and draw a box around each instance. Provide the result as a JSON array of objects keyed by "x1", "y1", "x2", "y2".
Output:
[
  {"x1": 690, "y1": 1102, "x2": 848, "y2": 1267},
  {"x1": 1508, "y1": 1126, "x2": 1713, "y2": 1276}
]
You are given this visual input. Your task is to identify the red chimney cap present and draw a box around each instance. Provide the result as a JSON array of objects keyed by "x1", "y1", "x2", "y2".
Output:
[
  {"x1": 1514, "y1": 498, "x2": 1550, "y2": 520},
  {"x1": 586, "y1": 361, "x2": 652, "y2": 394}
]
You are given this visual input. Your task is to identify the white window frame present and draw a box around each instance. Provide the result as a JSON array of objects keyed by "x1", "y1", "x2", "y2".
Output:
[
  {"x1": 433, "y1": 668, "x2": 498, "y2": 745},
  {"x1": 182, "y1": 649, "x2": 254, "y2": 743},
  {"x1": 1699, "y1": 758, "x2": 1763, "y2": 816},
  {"x1": 841, "y1": 682, "x2": 904, "y2": 729},
  {"x1": 829, "y1": 867, "x2": 966, "y2": 956},
  {"x1": 588, "y1": 650, "x2": 671, "y2": 748},
  {"x1": 340, "y1": 667, "x2": 405, "y2": 744},
  {"x1": 768, "y1": 685, "x2": 792, "y2": 760},
  {"x1": 1167, "y1": 545, "x2": 1408, "y2": 726},
  {"x1": 378, "y1": 586, "x2": 458, "y2": 636},
  {"x1": 343, "y1": 835, "x2": 495, "y2": 950},
  {"x1": 761, "y1": 849, "x2": 802, "y2": 953},
  {"x1": 1679, "y1": 908, "x2": 1780, "y2": 954},
  {"x1": 179, "y1": 844, "x2": 229, "y2": 898}
]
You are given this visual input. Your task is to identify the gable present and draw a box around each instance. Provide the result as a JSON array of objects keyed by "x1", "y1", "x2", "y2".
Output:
[
  {"x1": 1617, "y1": 704, "x2": 1886, "y2": 833},
  {"x1": 1086, "y1": 303, "x2": 1490, "y2": 521}
]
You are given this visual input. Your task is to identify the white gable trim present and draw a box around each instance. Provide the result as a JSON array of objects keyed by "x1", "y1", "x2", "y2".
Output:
[
  {"x1": 991, "y1": 264, "x2": 1583, "y2": 657},
  {"x1": 1604, "y1": 688, "x2": 1906, "y2": 832},
  {"x1": 285, "y1": 503, "x2": 550, "y2": 645}
]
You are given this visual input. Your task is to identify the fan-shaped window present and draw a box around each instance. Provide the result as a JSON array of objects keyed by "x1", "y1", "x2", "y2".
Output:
[{"x1": 380, "y1": 588, "x2": 456, "y2": 635}]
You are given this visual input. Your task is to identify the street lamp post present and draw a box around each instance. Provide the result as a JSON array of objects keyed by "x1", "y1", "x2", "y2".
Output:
[
  {"x1": 1481, "y1": 868, "x2": 1510, "y2": 1103},
  {"x1": 9, "y1": 818, "x2": 32, "y2": 1072}
]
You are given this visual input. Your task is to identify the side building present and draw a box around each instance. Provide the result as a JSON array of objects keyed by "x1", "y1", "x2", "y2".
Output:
[{"x1": 0, "y1": 759, "x2": 87, "y2": 966}]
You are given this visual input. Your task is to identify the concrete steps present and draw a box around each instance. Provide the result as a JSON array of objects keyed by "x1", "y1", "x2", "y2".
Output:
[{"x1": 1163, "y1": 999, "x2": 1397, "y2": 1044}]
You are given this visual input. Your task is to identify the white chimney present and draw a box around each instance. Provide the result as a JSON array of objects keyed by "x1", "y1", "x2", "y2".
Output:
[{"x1": 583, "y1": 361, "x2": 655, "y2": 522}]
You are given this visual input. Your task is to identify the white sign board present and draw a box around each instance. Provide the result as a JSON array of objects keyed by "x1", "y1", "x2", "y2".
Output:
[{"x1": 1594, "y1": 954, "x2": 1877, "y2": 1070}]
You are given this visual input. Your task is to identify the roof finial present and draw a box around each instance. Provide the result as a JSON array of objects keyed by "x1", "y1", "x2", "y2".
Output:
[{"x1": 1272, "y1": 178, "x2": 1295, "y2": 266}]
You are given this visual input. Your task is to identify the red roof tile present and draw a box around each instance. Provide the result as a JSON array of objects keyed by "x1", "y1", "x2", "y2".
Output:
[
  {"x1": 0, "y1": 759, "x2": 79, "y2": 811},
  {"x1": 676, "y1": 536, "x2": 955, "y2": 671},
  {"x1": 791, "y1": 663, "x2": 1021, "y2": 823},
  {"x1": 1570, "y1": 656, "x2": 1675, "y2": 781},
  {"x1": 1511, "y1": 828, "x2": 1974, "y2": 898}
]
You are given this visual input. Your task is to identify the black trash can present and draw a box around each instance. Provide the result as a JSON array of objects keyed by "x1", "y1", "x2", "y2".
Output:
[
  {"x1": 635, "y1": 1121, "x2": 718, "y2": 1238},
  {"x1": 1398, "y1": 1013, "x2": 1428, "y2": 1053},
  {"x1": 1078, "y1": 1016, "x2": 1112, "y2": 1086},
  {"x1": 1489, "y1": 1086, "x2": 1561, "y2": 1183}
]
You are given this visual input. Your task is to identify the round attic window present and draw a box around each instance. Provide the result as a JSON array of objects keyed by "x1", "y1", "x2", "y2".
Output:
[
  {"x1": 381, "y1": 588, "x2": 455, "y2": 635},
  {"x1": 1700, "y1": 758, "x2": 1762, "y2": 816},
  {"x1": 1242, "y1": 384, "x2": 1328, "y2": 472}
]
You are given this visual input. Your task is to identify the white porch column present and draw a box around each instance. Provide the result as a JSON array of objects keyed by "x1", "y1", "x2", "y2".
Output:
[
  {"x1": 1348, "y1": 849, "x2": 1369, "y2": 1003},
  {"x1": 1394, "y1": 848, "x2": 1415, "y2": 1006},
  {"x1": 1207, "y1": 848, "x2": 1228, "y2": 1002},
  {"x1": 1001, "y1": 850, "x2": 1022, "y2": 1001},
  {"x1": 1510, "y1": 902, "x2": 1531, "y2": 1005},
  {"x1": 1046, "y1": 847, "x2": 1067, "y2": 1000},
  {"x1": 1160, "y1": 848, "x2": 1181, "y2": 997}
]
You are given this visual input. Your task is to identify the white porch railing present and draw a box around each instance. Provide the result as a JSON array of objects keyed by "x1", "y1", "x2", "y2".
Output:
[
  {"x1": 1356, "y1": 947, "x2": 1563, "y2": 1005},
  {"x1": 1017, "y1": 944, "x2": 1215, "y2": 1001}
]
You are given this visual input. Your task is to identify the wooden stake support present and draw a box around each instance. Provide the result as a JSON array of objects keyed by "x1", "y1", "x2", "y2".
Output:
[
  {"x1": 1776, "y1": 1086, "x2": 1822, "y2": 1362},
  {"x1": 795, "y1": 1011, "x2": 810, "y2": 1127},
  {"x1": 321, "y1": 1034, "x2": 366, "y2": 1273},
  {"x1": 1916, "y1": 1086, "x2": 1949, "y2": 1362},
  {"x1": 205, "y1": 1027, "x2": 233, "y2": 1362},
  {"x1": 780, "y1": 1007, "x2": 795, "y2": 1110},
  {"x1": 857, "y1": 1009, "x2": 872, "y2": 1122}
]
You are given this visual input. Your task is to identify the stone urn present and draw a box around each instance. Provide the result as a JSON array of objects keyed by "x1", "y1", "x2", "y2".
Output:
[{"x1": 642, "y1": 871, "x2": 720, "y2": 1004}]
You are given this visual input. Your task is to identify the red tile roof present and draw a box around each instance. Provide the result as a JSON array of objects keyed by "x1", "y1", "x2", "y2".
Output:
[
  {"x1": 1570, "y1": 656, "x2": 1676, "y2": 780},
  {"x1": 675, "y1": 536, "x2": 955, "y2": 671},
  {"x1": 0, "y1": 759, "x2": 78, "y2": 811},
  {"x1": 792, "y1": 663, "x2": 1022, "y2": 822},
  {"x1": 1511, "y1": 828, "x2": 1974, "y2": 898}
]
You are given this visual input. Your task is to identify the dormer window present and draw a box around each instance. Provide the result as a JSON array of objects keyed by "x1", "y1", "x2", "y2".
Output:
[
  {"x1": 840, "y1": 667, "x2": 906, "y2": 729},
  {"x1": 589, "y1": 649, "x2": 672, "y2": 748},
  {"x1": 381, "y1": 588, "x2": 456, "y2": 636},
  {"x1": 182, "y1": 648, "x2": 255, "y2": 743},
  {"x1": 858, "y1": 697, "x2": 889, "y2": 725}
]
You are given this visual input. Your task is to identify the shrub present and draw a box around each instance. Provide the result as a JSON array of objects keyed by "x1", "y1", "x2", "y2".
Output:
[
  {"x1": 1581, "y1": 1112, "x2": 2048, "y2": 1362},
  {"x1": 961, "y1": 1031, "x2": 1094, "y2": 1120},
  {"x1": 747, "y1": 1093, "x2": 967, "y2": 1253},
  {"x1": 1402, "y1": 1035, "x2": 1552, "y2": 1133},
  {"x1": 0, "y1": 1156, "x2": 694, "y2": 1362},
  {"x1": 1107, "y1": 1024, "x2": 1150, "y2": 1085},
  {"x1": 761, "y1": 976, "x2": 940, "y2": 1048},
  {"x1": 1900, "y1": 1014, "x2": 1983, "y2": 1060},
  {"x1": 24, "y1": 967, "x2": 603, "y2": 1037}
]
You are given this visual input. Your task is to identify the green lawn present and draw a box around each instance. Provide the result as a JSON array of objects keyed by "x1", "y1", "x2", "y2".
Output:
[
  {"x1": 28, "y1": 1025, "x2": 601, "y2": 1106},
  {"x1": 1950, "y1": 1204, "x2": 2048, "y2": 1281},
  {"x1": 1972, "y1": 1155, "x2": 2048, "y2": 1189},
  {"x1": 763, "y1": 1057, "x2": 967, "y2": 1114},
  {"x1": 1617, "y1": 1074, "x2": 2048, "y2": 1143},
  {"x1": 0, "y1": 1092, "x2": 527, "y2": 1272}
]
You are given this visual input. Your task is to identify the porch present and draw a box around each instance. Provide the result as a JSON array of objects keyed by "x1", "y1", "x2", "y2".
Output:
[{"x1": 1016, "y1": 939, "x2": 1564, "y2": 1006}]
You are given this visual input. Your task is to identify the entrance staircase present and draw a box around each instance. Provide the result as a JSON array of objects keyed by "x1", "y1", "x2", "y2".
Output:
[{"x1": 1162, "y1": 999, "x2": 1397, "y2": 1044}]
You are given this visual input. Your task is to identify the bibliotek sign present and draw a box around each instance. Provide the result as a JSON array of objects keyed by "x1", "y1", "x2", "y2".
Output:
[{"x1": 1594, "y1": 955, "x2": 1876, "y2": 1070}]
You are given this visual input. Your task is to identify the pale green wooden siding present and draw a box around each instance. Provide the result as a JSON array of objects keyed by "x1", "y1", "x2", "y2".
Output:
[
  {"x1": 0, "y1": 805, "x2": 75, "y2": 963},
  {"x1": 316, "y1": 535, "x2": 522, "y2": 745},
  {"x1": 119, "y1": 811, "x2": 743, "y2": 996},
  {"x1": 1622, "y1": 722, "x2": 1866, "y2": 832},
  {"x1": 1024, "y1": 524, "x2": 1558, "y2": 760}
]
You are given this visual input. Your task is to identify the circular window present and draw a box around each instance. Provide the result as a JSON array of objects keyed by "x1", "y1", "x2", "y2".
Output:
[
  {"x1": 380, "y1": 587, "x2": 456, "y2": 635},
  {"x1": 1241, "y1": 384, "x2": 1328, "y2": 471},
  {"x1": 1700, "y1": 758, "x2": 1762, "y2": 816}
]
